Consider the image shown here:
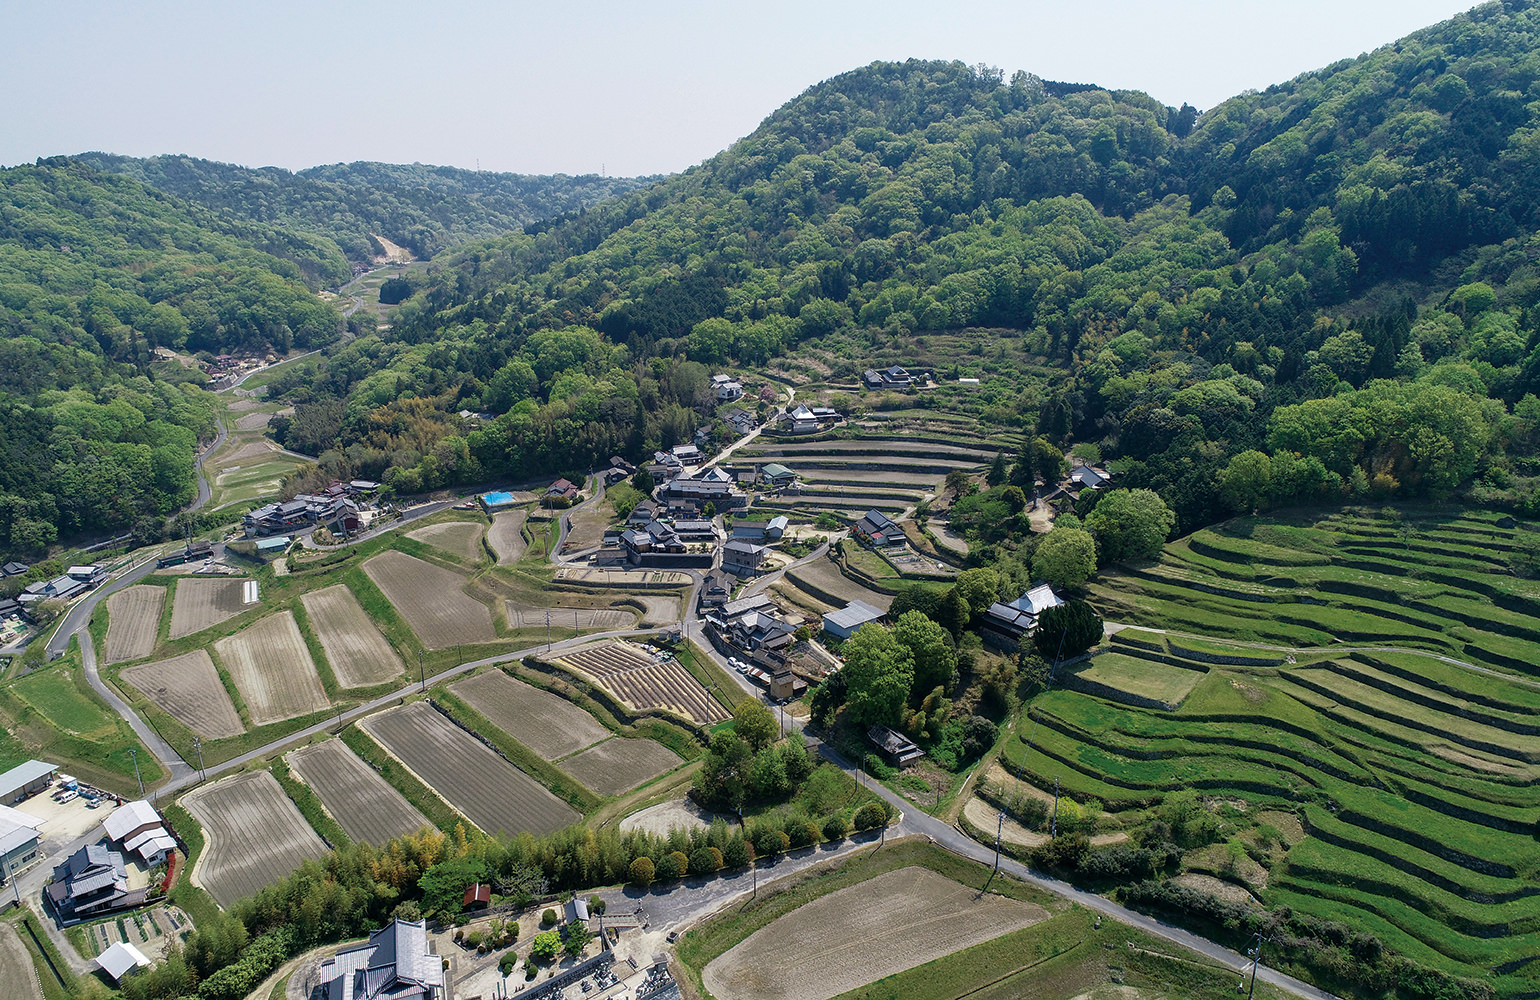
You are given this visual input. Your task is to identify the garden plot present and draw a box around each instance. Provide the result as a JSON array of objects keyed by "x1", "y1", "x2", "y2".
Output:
[
  {"x1": 300, "y1": 584, "x2": 403, "y2": 688},
  {"x1": 362, "y1": 550, "x2": 495, "y2": 648},
  {"x1": 213, "y1": 611, "x2": 329, "y2": 725},
  {"x1": 448, "y1": 670, "x2": 608, "y2": 759},
  {"x1": 233, "y1": 411, "x2": 272, "y2": 431},
  {"x1": 168, "y1": 577, "x2": 252, "y2": 639},
  {"x1": 182, "y1": 770, "x2": 329, "y2": 907},
  {"x1": 557, "y1": 642, "x2": 727, "y2": 725},
  {"x1": 559, "y1": 738, "x2": 681, "y2": 795},
  {"x1": 121, "y1": 650, "x2": 244, "y2": 738},
  {"x1": 105, "y1": 585, "x2": 166, "y2": 663},
  {"x1": 486, "y1": 509, "x2": 528, "y2": 563},
  {"x1": 506, "y1": 605, "x2": 635, "y2": 630},
  {"x1": 406, "y1": 520, "x2": 486, "y2": 562},
  {"x1": 703, "y1": 866, "x2": 1047, "y2": 1000},
  {"x1": 286, "y1": 739, "x2": 430, "y2": 845},
  {"x1": 359, "y1": 702, "x2": 580, "y2": 837}
]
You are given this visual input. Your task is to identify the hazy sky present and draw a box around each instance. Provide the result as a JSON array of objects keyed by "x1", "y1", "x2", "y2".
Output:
[{"x1": 4, "y1": 1, "x2": 1479, "y2": 178}]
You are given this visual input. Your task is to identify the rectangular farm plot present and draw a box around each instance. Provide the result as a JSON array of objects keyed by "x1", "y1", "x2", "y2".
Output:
[
  {"x1": 105, "y1": 585, "x2": 165, "y2": 663},
  {"x1": 359, "y1": 702, "x2": 579, "y2": 837},
  {"x1": 1072, "y1": 653, "x2": 1206, "y2": 708},
  {"x1": 703, "y1": 867, "x2": 1048, "y2": 1000},
  {"x1": 168, "y1": 577, "x2": 251, "y2": 639},
  {"x1": 121, "y1": 650, "x2": 244, "y2": 738},
  {"x1": 213, "y1": 611, "x2": 329, "y2": 725},
  {"x1": 182, "y1": 770, "x2": 329, "y2": 908},
  {"x1": 406, "y1": 520, "x2": 486, "y2": 562},
  {"x1": 560, "y1": 738, "x2": 681, "y2": 795},
  {"x1": 287, "y1": 740, "x2": 430, "y2": 845},
  {"x1": 507, "y1": 605, "x2": 634, "y2": 630},
  {"x1": 362, "y1": 550, "x2": 495, "y2": 648},
  {"x1": 301, "y1": 585, "x2": 404, "y2": 688},
  {"x1": 449, "y1": 670, "x2": 608, "y2": 759},
  {"x1": 558, "y1": 642, "x2": 728, "y2": 725}
]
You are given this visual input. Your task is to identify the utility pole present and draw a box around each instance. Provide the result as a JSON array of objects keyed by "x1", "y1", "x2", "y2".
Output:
[
  {"x1": 545, "y1": 610, "x2": 552, "y2": 651},
  {"x1": 418, "y1": 649, "x2": 425, "y2": 692},
  {"x1": 993, "y1": 808, "x2": 1005, "y2": 874},
  {"x1": 192, "y1": 737, "x2": 205, "y2": 781},
  {"x1": 128, "y1": 747, "x2": 144, "y2": 798},
  {"x1": 1050, "y1": 776, "x2": 1060, "y2": 838},
  {"x1": 1242, "y1": 931, "x2": 1271, "y2": 999}
]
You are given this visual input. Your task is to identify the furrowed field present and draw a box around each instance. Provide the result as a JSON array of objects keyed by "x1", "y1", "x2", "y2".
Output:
[
  {"x1": 122, "y1": 650, "x2": 244, "y2": 738},
  {"x1": 1002, "y1": 507, "x2": 1540, "y2": 995},
  {"x1": 103, "y1": 584, "x2": 165, "y2": 663},
  {"x1": 286, "y1": 739, "x2": 430, "y2": 846},
  {"x1": 362, "y1": 550, "x2": 496, "y2": 648},
  {"x1": 359, "y1": 702, "x2": 580, "y2": 837},
  {"x1": 183, "y1": 770, "x2": 329, "y2": 907}
]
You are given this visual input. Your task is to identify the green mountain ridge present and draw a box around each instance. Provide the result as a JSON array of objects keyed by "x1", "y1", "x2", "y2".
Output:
[{"x1": 75, "y1": 152, "x2": 657, "y2": 267}]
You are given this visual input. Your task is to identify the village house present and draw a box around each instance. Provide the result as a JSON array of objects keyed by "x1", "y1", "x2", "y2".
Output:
[
  {"x1": 854, "y1": 509, "x2": 900, "y2": 546},
  {"x1": 156, "y1": 540, "x2": 213, "y2": 569},
  {"x1": 46, "y1": 844, "x2": 137, "y2": 921},
  {"x1": 722, "y1": 539, "x2": 769, "y2": 576},
  {"x1": 731, "y1": 516, "x2": 788, "y2": 543},
  {"x1": 781, "y1": 403, "x2": 821, "y2": 434},
  {"x1": 711, "y1": 373, "x2": 744, "y2": 401},
  {"x1": 1068, "y1": 463, "x2": 1112, "y2": 491},
  {"x1": 868, "y1": 725, "x2": 924, "y2": 766},
  {"x1": 660, "y1": 469, "x2": 747, "y2": 510},
  {"x1": 1, "y1": 562, "x2": 29, "y2": 577},
  {"x1": 317, "y1": 919, "x2": 444, "y2": 1000},
  {"x1": 981, "y1": 584, "x2": 1065, "y2": 650},
  {"x1": 545, "y1": 478, "x2": 582, "y2": 503},
  {"x1": 671, "y1": 443, "x2": 703, "y2": 465},
  {"x1": 626, "y1": 498, "x2": 662, "y2": 526},
  {"x1": 863, "y1": 365, "x2": 917, "y2": 390},
  {"x1": 698, "y1": 569, "x2": 734, "y2": 611},
  {"x1": 725, "y1": 408, "x2": 757, "y2": 435},
  {"x1": 102, "y1": 800, "x2": 176, "y2": 866},
  {"x1": 760, "y1": 463, "x2": 798, "y2": 489}
]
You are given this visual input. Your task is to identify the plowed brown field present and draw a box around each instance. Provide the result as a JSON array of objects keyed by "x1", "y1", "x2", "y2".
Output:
[
  {"x1": 448, "y1": 670, "x2": 607, "y2": 759},
  {"x1": 362, "y1": 551, "x2": 494, "y2": 648},
  {"x1": 105, "y1": 585, "x2": 165, "y2": 663},
  {"x1": 300, "y1": 585, "x2": 403, "y2": 688},
  {"x1": 560, "y1": 738, "x2": 681, "y2": 795},
  {"x1": 213, "y1": 611, "x2": 329, "y2": 725},
  {"x1": 183, "y1": 771, "x2": 329, "y2": 907},
  {"x1": 168, "y1": 577, "x2": 251, "y2": 639},
  {"x1": 122, "y1": 650, "x2": 244, "y2": 738},
  {"x1": 287, "y1": 740, "x2": 430, "y2": 845}
]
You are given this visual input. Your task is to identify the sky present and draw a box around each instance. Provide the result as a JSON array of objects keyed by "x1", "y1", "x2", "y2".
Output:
[{"x1": 3, "y1": 1, "x2": 1481, "y2": 178}]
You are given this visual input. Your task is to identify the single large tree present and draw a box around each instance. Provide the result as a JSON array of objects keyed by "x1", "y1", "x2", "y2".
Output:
[
  {"x1": 1084, "y1": 489, "x2": 1176, "y2": 564},
  {"x1": 891, "y1": 610, "x2": 957, "y2": 701},
  {"x1": 1032, "y1": 526, "x2": 1097, "y2": 590},
  {"x1": 732, "y1": 699, "x2": 778, "y2": 752},
  {"x1": 841, "y1": 623, "x2": 915, "y2": 728},
  {"x1": 1033, "y1": 600, "x2": 1104, "y2": 660}
]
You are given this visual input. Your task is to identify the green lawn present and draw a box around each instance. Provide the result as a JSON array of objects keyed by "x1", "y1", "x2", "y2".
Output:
[{"x1": 11, "y1": 667, "x2": 116, "y2": 735}]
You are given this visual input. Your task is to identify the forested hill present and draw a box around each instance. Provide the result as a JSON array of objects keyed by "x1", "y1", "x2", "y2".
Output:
[
  {"x1": 276, "y1": 0, "x2": 1540, "y2": 533},
  {"x1": 0, "y1": 160, "x2": 347, "y2": 555},
  {"x1": 76, "y1": 153, "x2": 656, "y2": 266}
]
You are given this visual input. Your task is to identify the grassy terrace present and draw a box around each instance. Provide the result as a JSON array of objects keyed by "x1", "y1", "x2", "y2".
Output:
[{"x1": 1032, "y1": 507, "x2": 1540, "y2": 993}]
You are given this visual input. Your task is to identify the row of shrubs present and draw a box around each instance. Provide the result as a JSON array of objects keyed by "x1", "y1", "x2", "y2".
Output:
[{"x1": 627, "y1": 801, "x2": 893, "y2": 887}]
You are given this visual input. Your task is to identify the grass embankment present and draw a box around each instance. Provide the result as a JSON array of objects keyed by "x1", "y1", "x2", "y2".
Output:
[{"x1": 1018, "y1": 506, "x2": 1540, "y2": 993}]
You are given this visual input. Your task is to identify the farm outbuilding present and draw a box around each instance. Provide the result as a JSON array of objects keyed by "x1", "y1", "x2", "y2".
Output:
[
  {"x1": 0, "y1": 760, "x2": 57, "y2": 805},
  {"x1": 868, "y1": 725, "x2": 924, "y2": 766},
  {"x1": 822, "y1": 601, "x2": 885, "y2": 640},
  {"x1": 96, "y1": 941, "x2": 152, "y2": 984}
]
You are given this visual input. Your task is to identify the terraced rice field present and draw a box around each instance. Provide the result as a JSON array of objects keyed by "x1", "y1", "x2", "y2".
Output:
[
  {"x1": 1028, "y1": 510, "x2": 1540, "y2": 993},
  {"x1": 233, "y1": 411, "x2": 272, "y2": 431},
  {"x1": 506, "y1": 605, "x2": 634, "y2": 630},
  {"x1": 168, "y1": 577, "x2": 252, "y2": 639},
  {"x1": 121, "y1": 650, "x2": 244, "y2": 738},
  {"x1": 738, "y1": 426, "x2": 1004, "y2": 522},
  {"x1": 486, "y1": 509, "x2": 528, "y2": 563},
  {"x1": 183, "y1": 770, "x2": 329, "y2": 907},
  {"x1": 786, "y1": 558, "x2": 893, "y2": 612},
  {"x1": 406, "y1": 520, "x2": 486, "y2": 561},
  {"x1": 558, "y1": 641, "x2": 727, "y2": 725},
  {"x1": 448, "y1": 670, "x2": 608, "y2": 759},
  {"x1": 104, "y1": 585, "x2": 166, "y2": 662},
  {"x1": 359, "y1": 702, "x2": 580, "y2": 836},
  {"x1": 703, "y1": 866, "x2": 1047, "y2": 1000},
  {"x1": 300, "y1": 584, "x2": 404, "y2": 688},
  {"x1": 286, "y1": 739, "x2": 430, "y2": 845},
  {"x1": 213, "y1": 611, "x2": 329, "y2": 725},
  {"x1": 559, "y1": 738, "x2": 681, "y2": 795},
  {"x1": 362, "y1": 550, "x2": 495, "y2": 648},
  {"x1": 1068, "y1": 651, "x2": 1206, "y2": 708}
]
